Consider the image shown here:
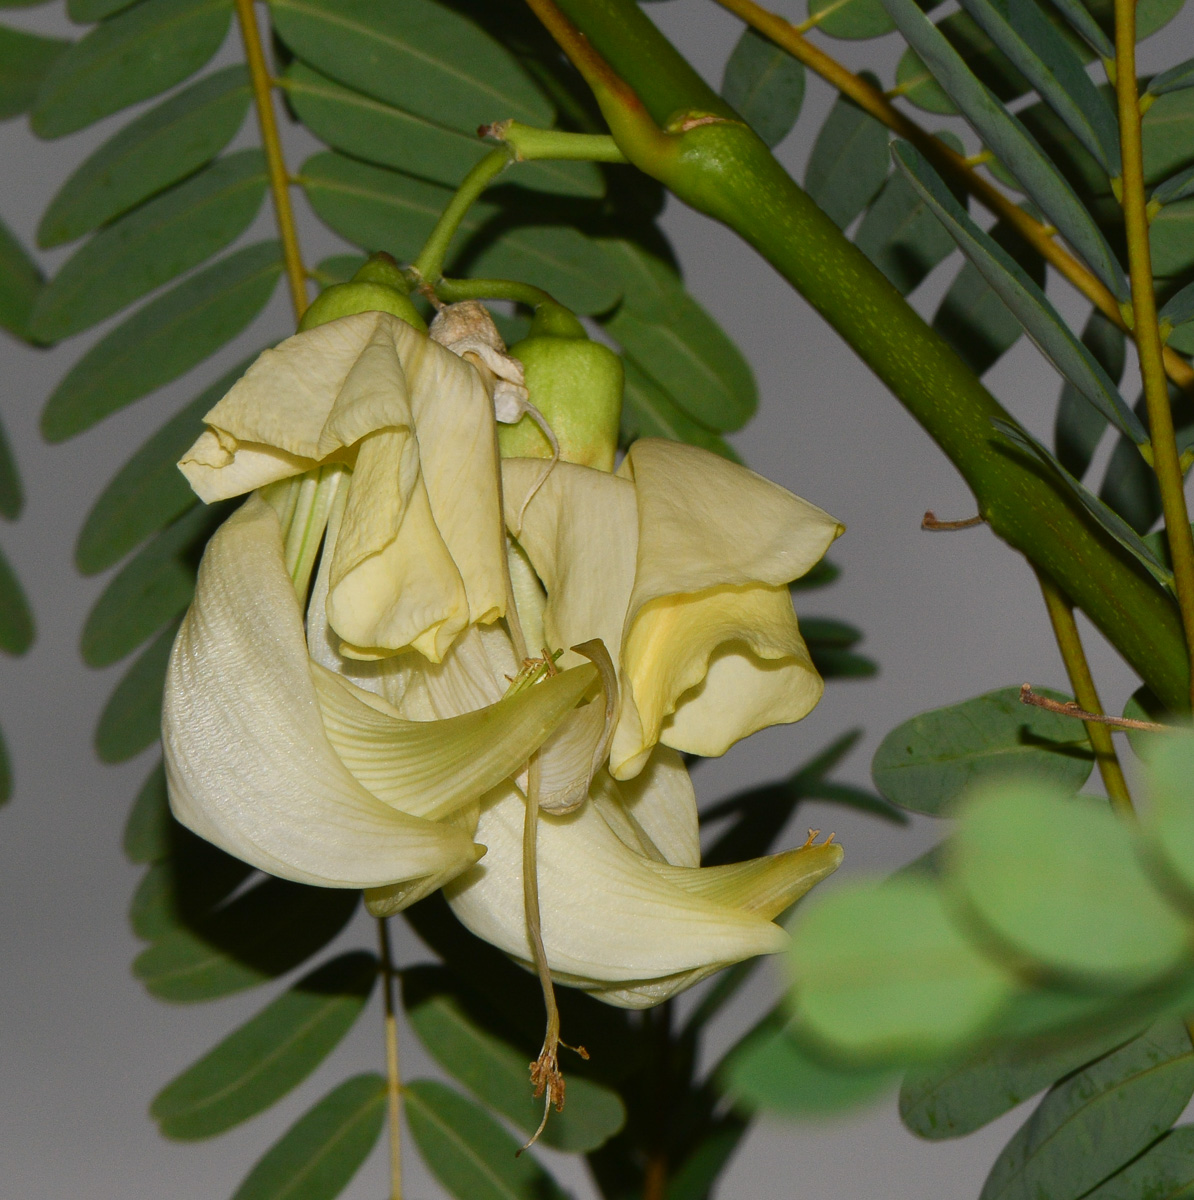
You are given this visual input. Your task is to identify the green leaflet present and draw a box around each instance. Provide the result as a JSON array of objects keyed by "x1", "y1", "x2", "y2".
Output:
[
  {"x1": 31, "y1": 0, "x2": 233, "y2": 138},
  {"x1": 789, "y1": 874, "x2": 1014, "y2": 1060},
  {"x1": 1149, "y1": 56, "x2": 1194, "y2": 98},
  {"x1": 620, "y1": 357, "x2": 741, "y2": 462},
  {"x1": 284, "y1": 63, "x2": 601, "y2": 197},
  {"x1": 42, "y1": 241, "x2": 282, "y2": 442},
  {"x1": 1099, "y1": 410, "x2": 1164, "y2": 534},
  {"x1": 899, "y1": 1024, "x2": 1135, "y2": 1140},
  {"x1": 802, "y1": 616, "x2": 878, "y2": 679},
  {"x1": 1155, "y1": 165, "x2": 1194, "y2": 206},
  {"x1": 664, "y1": 1123, "x2": 751, "y2": 1200},
  {"x1": 0, "y1": 214, "x2": 43, "y2": 342},
  {"x1": 804, "y1": 77, "x2": 890, "y2": 229},
  {"x1": 123, "y1": 760, "x2": 172, "y2": 863},
  {"x1": 1046, "y1": 0, "x2": 1114, "y2": 58},
  {"x1": 720, "y1": 26, "x2": 805, "y2": 148},
  {"x1": 76, "y1": 358, "x2": 254, "y2": 573},
  {"x1": 1161, "y1": 276, "x2": 1194, "y2": 330},
  {"x1": 69, "y1": 0, "x2": 143, "y2": 20},
  {"x1": 268, "y1": 0, "x2": 551, "y2": 134},
  {"x1": 0, "y1": 725, "x2": 10, "y2": 804},
  {"x1": 1143, "y1": 81, "x2": 1194, "y2": 184},
  {"x1": 893, "y1": 143, "x2": 1144, "y2": 443},
  {"x1": 980, "y1": 1022, "x2": 1194, "y2": 1200},
  {"x1": 601, "y1": 240, "x2": 756, "y2": 432},
  {"x1": 230, "y1": 1074, "x2": 386, "y2": 1200},
  {"x1": 0, "y1": 543, "x2": 33, "y2": 655},
  {"x1": 0, "y1": 423, "x2": 17, "y2": 524},
  {"x1": 871, "y1": 686, "x2": 1093, "y2": 816},
  {"x1": 81, "y1": 502, "x2": 225, "y2": 667},
  {"x1": 38, "y1": 66, "x2": 251, "y2": 249},
  {"x1": 300, "y1": 154, "x2": 617, "y2": 313},
  {"x1": 1054, "y1": 309, "x2": 1124, "y2": 479},
  {"x1": 403, "y1": 966, "x2": 625, "y2": 1153},
  {"x1": 129, "y1": 835, "x2": 252, "y2": 942},
  {"x1": 808, "y1": 0, "x2": 896, "y2": 39},
  {"x1": 0, "y1": 22, "x2": 68, "y2": 120},
  {"x1": 1152, "y1": 199, "x2": 1194, "y2": 278},
  {"x1": 932, "y1": 219, "x2": 1045, "y2": 377},
  {"x1": 153, "y1": 952, "x2": 378, "y2": 1139},
  {"x1": 134, "y1": 879, "x2": 359, "y2": 1002},
  {"x1": 95, "y1": 618, "x2": 179, "y2": 762},
  {"x1": 1142, "y1": 731, "x2": 1194, "y2": 905},
  {"x1": 31, "y1": 151, "x2": 268, "y2": 341},
  {"x1": 951, "y1": 784, "x2": 1191, "y2": 984},
  {"x1": 405, "y1": 1079, "x2": 568, "y2": 1200},
  {"x1": 1084, "y1": 1126, "x2": 1194, "y2": 1199}
]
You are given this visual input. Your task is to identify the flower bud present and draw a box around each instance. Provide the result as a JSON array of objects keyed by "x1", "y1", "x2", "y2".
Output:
[{"x1": 300, "y1": 255, "x2": 427, "y2": 333}]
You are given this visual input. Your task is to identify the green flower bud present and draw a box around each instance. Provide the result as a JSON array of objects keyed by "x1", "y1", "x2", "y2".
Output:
[{"x1": 300, "y1": 255, "x2": 426, "y2": 333}]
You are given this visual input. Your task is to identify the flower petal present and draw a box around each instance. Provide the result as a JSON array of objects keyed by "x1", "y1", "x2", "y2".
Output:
[
  {"x1": 613, "y1": 746, "x2": 700, "y2": 867},
  {"x1": 163, "y1": 495, "x2": 479, "y2": 889}
]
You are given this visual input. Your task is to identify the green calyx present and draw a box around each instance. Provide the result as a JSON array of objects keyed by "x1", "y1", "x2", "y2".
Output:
[
  {"x1": 300, "y1": 255, "x2": 427, "y2": 333},
  {"x1": 499, "y1": 311, "x2": 624, "y2": 472}
]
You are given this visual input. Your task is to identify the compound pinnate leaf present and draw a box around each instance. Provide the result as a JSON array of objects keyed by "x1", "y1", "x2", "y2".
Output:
[
  {"x1": 76, "y1": 359, "x2": 254, "y2": 574},
  {"x1": 95, "y1": 618, "x2": 178, "y2": 762},
  {"x1": 980, "y1": 1022, "x2": 1194, "y2": 1200},
  {"x1": 269, "y1": 0, "x2": 551, "y2": 135},
  {"x1": 38, "y1": 65, "x2": 251, "y2": 249},
  {"x1": 0, "y1": 543, "x2": 33, "y2": 655},
  {"x1": 405, "y1": 1079, "x2": 568, "y2": 1200},
  {"x1": 871, "y1": 685, "x2": 1093, "y2": 816},
  {"x1": 952, "y1": 783, "x2": 1191, "y2": 984},
  {"x1": 230, "y1": 1074, "x2": 386, "y2": 1200},
  {"x1": 1083, "y1": 1126, "x2": 1194, "y2": 1200},
  {"x1": 403, "y1": 966, "x2": 625, "y2": 1153},
  {"x1": 790, "y1": 875, "x2": 1013, "y2": 1059},
  {"x1": 804, "y1": 77, "x2": 890, "y2": 229},
  {"x1": 620, "y1": 358, "x2": 740, "y2": 462},
  {"x1": 32, "y1": 0, "x2": 233, "y2": 139},
  {"x1": 0, "y1": 215, "x2": 44, "y2": 343},
  {"x1": 130, "y1": 835, "x2": 252, "y2": 942},
  {"x1": 32, "y1": 151, "x2": 268, "y2": 341},
  {"x1": 123, "y1": 760, "x2": 172, "y2": 863},
  {"x1": 809, "y1": 0, "x2": 896, "y2": 39},
  {"x1": 721, "y1": 26, "x2": 805, "y2": 148},
  {"x1": 134, "y1": 880, "x2": 359, "y2": 1002},
  {"x1": 0, "y1": 22, "x2": 68, "y2": 120},
  {"x1": 42, "y1": 241, "x2": 282, "y2": 442},
  {"x1": 81, "y1": 502, "x2": 225, "y2": 667},
  {"x1": 153, "y1": 952, "x2": 378, "y2": 1139},
  {"x1": 1054, "y1": 309, "x2": 1124, "y2": 479},
  {"x1": 899, "y1": 1024, "x2": 1134, "y2": 1140}
]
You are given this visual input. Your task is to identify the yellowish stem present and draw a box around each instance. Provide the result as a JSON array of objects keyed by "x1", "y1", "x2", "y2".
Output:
[
  {"x1": 710, "y1": 0, "x2": 1194, "y2": 399},
  {"x1": 377, "y1": 918, "x2": 403, "y2": 1200},
  {"x1": 233, "y1": 0, "x2": 308, "y2": 322}
]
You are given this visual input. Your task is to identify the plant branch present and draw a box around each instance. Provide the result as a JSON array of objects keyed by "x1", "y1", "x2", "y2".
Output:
[
  {"x1": 434, "y1": 276, "x2": 556, "y2": 309},
  {"x1": 377, "y1": 918, "x2": 403, "y2": 1200},
  {"x1": 1114, "y1": 0, "x2": 1194, "y2": 711},
  {"x1": 922, "y1": 511, "x2": 984, "y2": 530},
  {"x1": 233, "y1": 0, "x2": 307, "y2": 322},
  {"x1": 1034, "y1": 575, "x2": 1135, "y2": 817},
  {"x1": 1020, "y1": 683, "x2": 1173, "y2": 732},
  {"x1": 710, "y1": 0, "x2": 1194, "y2": 399},
  {"x1": 485, "y1": 119, "x2": 628, "y2": 163}
]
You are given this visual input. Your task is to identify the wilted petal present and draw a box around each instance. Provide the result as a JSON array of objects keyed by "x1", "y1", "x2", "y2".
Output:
[
  {"x1": 163, "y1": 495, "x2": 479, "y2": 889},
  {"x1": 445, "y1": 784, "x2": 791, "y2": 1002},
  {"x1": 611, "y1": 440, "x2": 843, "y2": 778}
]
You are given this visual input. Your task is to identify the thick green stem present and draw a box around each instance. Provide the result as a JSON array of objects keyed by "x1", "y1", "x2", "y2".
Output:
[
  {"x1": 491, "y1": 120, "x2": 628, "y2": 163},
  {"x1": 526, "y1": 0, "x2": 1191, "y2": 713},
  {"x1": 1113, "y1": 0, "x2": 1194, "y2": 711},
  {"x1": 434, "y1": 276, "x2": 556, "y2": 309}
]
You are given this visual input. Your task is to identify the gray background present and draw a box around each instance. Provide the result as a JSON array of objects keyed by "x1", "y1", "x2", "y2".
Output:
[{"x1": 1, "y1": 0, "x2": 1190, "y2": 1196}]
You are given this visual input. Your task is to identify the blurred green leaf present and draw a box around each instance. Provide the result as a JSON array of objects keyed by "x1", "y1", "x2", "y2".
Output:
[
  {"x1": 933, "y1": 219, "x2": 1045, "y2": 377},
  {"x1": 42, "y1": 241, "x2": 282, "y2": 442},
  {"x1": 871, "y1": 685, "x2": 1093, "y2": 816},
  {"x1": 0, "y1": 22, "x2": 68, "y2": 119},
  {"x1": 0, "y1": 421, "x2": 19, "y2": 523},
  {"x1": 1149, "y1": 56, "x2": 1194, "y2": 98},
  {"x1": 1100, "y1": 414, "x2": 1164, "y2": 534},
  {"x1": 32, "y1": 151, "x2": 268, "y2": 341},
  {"x1": 1152, "y1": 198, "x2": 1194, "y2": 278},
  {"x1": 0, "y1": 215, "x2": 43, "y2": 343},
  {"x1": 602, "y1": 240, "x2": 756, "y2": 432},
  {"x1": 1144, "y1": 88, "x2": 1194, "y2": 187},
  {"x1": 900, "y1": 1024, "x2": 1133, "y2": 1140},
  {"x1": 1143, "y1": 731, "x2": 1194, "y2": 903},
  {"x1": 1055, "y1": 309, "x2": 1123, "y2": 478},
  {"x1": 0, "y1": 725, "x2": 10, "y2": 804},
  {"x1": 720, "y1": 26, "x2": 805, "y2": 148},
  {"x1": 269, "y1": 0, "x2": 551, "y2": 134},
  {"x1": 802, "y1": 616, "x2": 878, "y2": 679},
  {"x1": 405, "y1": 1079, "x2": 567, "y2": 1200},
  {"x1": 403, "y1": 966, "x2": 625, "y2": 1153},
  {"x1": 69, "y1": 0, "x2": 143, "y2": 21},
  {"x1": 77, "y1": 360, "x2": 252, "y2": 573},
  {"x1": 230, "y1": 1074, "x2": 386, "y2": 1200},
  {"x1": 1083, "y1": 1126, "x2": 1194, "y2": 1199},
  {"x1": 134, "y1": 880, "x2": 359, "y2": 1002},
  {"x1": 95, "y1": 618, "x2": 178, "y2": 762},
  {"x1": 153, "y1": 952, "x2": 377, "y2": 1139},
  {"x1": 0, "y1": 544, "x2": 33, "y2": 656},
  {"x1": 663, "y1": 1122, "x2": 750, "y2": 1200},
  {"x1": 82, "y1": 502, "x2": 226, "y2": 667},
  {"x1": 32, "y1": 0, "x2": 232, "y2": 138},
  {"x1": 952, "y1": 784, "x2": 1191, "y2": 983},
  {"x1": 1044, "y1": 0, "x2": 1113, "y2": 59},
  {"x1": 38, "y1": 66, "x2": 251, "y2": 249},
  {"x1": 123, "y1": 759, "x2": 172, "y2": 863},
  {"x1": 1160, "y1": 276, "x2": 1194, "y2": 330},
  {"x1": 809, "y1": 0, "x2": 896, "y2": 39},
  {"x1": 980, "y1": 1022, "x2": 1194, "y2": 1200},
  {"x1": 804, "y1": 78, "x2": 890, "y2": 228},
  {"x1": 790, "y1": 875, "x2": 1014, "y2": 1059},
  {"x1": 1154, "y1": 164, "x2": 1194, "y2": 206},
  {"x1": 620, "y1": 358, "x2": 740, "y2": 462}
]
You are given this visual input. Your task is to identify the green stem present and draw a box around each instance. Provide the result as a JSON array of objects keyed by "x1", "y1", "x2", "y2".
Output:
[
  {"x1": 1113, "y1": 0, "x2": 1194, "y2": 712},
  {"x1": 490, "y1": 119, "x2": 628, "y2": 163},
  {"x1": 524, "y1": 0, "x2": 1192, "y2": 714},
  {"x1": 434, "y1": 276, "x2": 556, "y2": 309},
  {"x1": 1036, "y1": 572, "x2": 1134, "y2": 817},
  {"x1": 411, "y1": 148, "x2": 513, "y2": 285},
  {"x1": 377, "y1": 918, "x2": 403, "y2": 1200}
]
